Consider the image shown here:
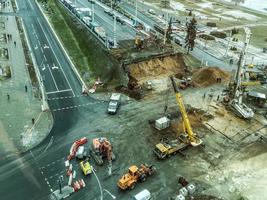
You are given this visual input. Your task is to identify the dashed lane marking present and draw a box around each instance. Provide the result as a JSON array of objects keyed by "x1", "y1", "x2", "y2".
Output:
[
  {"x1": 52, "y1": 101, "x2": 103, "y2": 112},
  {"x1": 47, "y1": 94, "x2": 88, "y2": 101}
]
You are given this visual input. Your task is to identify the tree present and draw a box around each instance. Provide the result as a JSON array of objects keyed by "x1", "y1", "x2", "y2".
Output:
[
  {"x1": 185, "y1": 17, "x2": 197, "y2": 54},
  {"x1": 165, "y1": 17, "x2": 173, "y2": 44}
]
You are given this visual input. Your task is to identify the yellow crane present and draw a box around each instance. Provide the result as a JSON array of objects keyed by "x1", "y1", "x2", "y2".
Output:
[
  {"x1": 170, "y1": 76, "x2": 202, "y2": 146},
  {"x1": 153, "y1": 76, "x2": 202, "y2": 159}
]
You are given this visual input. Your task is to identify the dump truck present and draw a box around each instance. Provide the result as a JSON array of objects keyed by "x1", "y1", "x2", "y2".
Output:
[
  {"x1": 90, "y1": 137, "x2": 115, "y2": 165},
  {"x1": 117, "y1": 164, "x2": 155, "y2": 190},
  {"x1": 154, "y1": 138, "x2": 188, "y2": 159},
  {"x1": 107, "y1": 93, "x2": 121, "y2": 114}
]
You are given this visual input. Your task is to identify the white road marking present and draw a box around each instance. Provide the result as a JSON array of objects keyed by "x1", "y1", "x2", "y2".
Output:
[
  {"x1": 41, "y1": 48, "x2": 44, "y2": 53},
  {"x1": 28, "y1": 0, "x2": 34, "y2": 10},
  {"x1": 42, "y1": 64, "x2": 46, "y2": 71},
  {"x1": 52, "y1": 101, "x2": 100, "y2": 112},
  {"x1": 34, "y1": 44, "x2": 38, "y2": 50},
  {"x1": 47, "y1": 94, "x2": 89, "y2": 100},
  {"x1": 44, "y1": 44, "x2": 49, "y2": 49},
  {"x1": 44, "y1": 55, "x2": 47, "y2": 61},
  {"x1": 37, "y1": 18, "x2": 75, "y2": 96},
  {"x1": 52, "y1": 63, "x2": 59, "y2": 70},
  {"x1": 47, "y1": 63, "x2": 59, "y2": 91},
  {"x1": 46, "y1": 89, "x2": 72, "y2": 95}
]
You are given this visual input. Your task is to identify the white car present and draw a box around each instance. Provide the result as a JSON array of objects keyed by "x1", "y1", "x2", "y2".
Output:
[
  {"x1": 132, "y1": 189, "x2": 151, "y2": 200},
  {"x1": 148, "y1": 9, "x2": 156, "y2": 15}
]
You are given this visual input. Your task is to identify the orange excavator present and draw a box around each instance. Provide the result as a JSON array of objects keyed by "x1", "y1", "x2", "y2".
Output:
[{"x1": 90, "y1": 137, "x2": 115, "y2": 166}]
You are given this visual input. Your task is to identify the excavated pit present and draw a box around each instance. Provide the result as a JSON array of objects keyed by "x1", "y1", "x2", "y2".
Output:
[{"x1": 127, "y1": 53, "x2": 187, "y2": 84}]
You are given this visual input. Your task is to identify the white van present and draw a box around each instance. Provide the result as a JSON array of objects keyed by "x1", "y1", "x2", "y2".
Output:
[{"x1": 132, "y1": 189, "x2": 151, "y2": 200}]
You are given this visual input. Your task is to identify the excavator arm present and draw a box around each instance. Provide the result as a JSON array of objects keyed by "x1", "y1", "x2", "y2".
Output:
[{"x1": 170, "y1": 76, "x2": 202, "y2": 146}]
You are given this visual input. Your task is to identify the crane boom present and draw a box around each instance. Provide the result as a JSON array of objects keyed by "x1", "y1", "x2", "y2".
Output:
[{"x1": 170, "y1": 76, "x2": 202, "y2": 146}]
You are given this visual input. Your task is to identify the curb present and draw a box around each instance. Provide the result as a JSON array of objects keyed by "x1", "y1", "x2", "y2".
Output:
[
  {"x1": 35, "y1": 0, "x2": 88, "y2": 93},
  {"x1": 20, "y1": 17, "x2": 50, "y2": 111},
  {"x1": 12, "y1": 7, "x2": 54, "y2": 153}
]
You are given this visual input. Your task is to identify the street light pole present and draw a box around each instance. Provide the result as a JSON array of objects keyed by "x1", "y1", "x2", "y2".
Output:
[
  {"x1": 113, "y1": 11, "x2": 117, "y2": 48},
  {"x1": 135, "y1": 0, "x2": 138, "y2": 25},
  {"x1": 91, "y1": 0, "x2": 95, "y2": 23},
  {"x1": 225, "y1": 31, "x2": 232, "y2": 57}
]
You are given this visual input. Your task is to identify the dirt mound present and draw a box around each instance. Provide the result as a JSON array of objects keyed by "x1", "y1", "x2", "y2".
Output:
[
  {"x1": 171, "y1": 108, "x2": 212, "y2": 136},
  {"x1": 128, "y1": 54, "x2": 186, "y2": 81},
  {"x1": 192, "y1": 67, "x2": 230, "y2": 87}
]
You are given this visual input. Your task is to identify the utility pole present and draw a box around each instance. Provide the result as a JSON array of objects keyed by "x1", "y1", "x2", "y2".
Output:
[
  {"x1": 225, "y1": 31, "x2": 232, "y2": 57},
  {"x1": 91, "y1": 0, "x2": 95, "y2": 23},
  {"x1": 201, "y1": 38, "x2": 207, "y2": 66},
  {"x1": 163, "y1": 13, "x2": 169, "y2": 45},
  {"x1": 113, "y1": 10, "x2": 117, "y2": 48},
  {"x1": 135, "y1": 0, "x2": 138, "y2": 25}
]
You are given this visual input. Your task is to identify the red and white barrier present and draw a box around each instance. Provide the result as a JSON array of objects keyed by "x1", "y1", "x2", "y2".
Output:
[{"x1": 67, "y1": 137, "x2": 88, "y2": 160}]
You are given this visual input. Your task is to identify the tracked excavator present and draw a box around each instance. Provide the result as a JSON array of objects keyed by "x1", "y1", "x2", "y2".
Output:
[
  {"x1": 91, "y1": 137, "x2": 115, "y2": 175},
  {"x1": 153, "y1": 76, "x2": 202, "y2": 159}
]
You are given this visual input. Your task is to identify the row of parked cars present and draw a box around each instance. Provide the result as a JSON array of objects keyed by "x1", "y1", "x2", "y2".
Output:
[
  {"x1": 104, "y1": 8, "x2": 126, "y2": 25},
  {"x1": 59, "y1": 0, "x2": 108, "y2": 43}
]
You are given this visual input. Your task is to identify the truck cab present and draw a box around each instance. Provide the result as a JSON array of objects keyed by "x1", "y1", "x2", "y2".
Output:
[{"x1": 107, "y1": 93, "x2": 121, "y2": 114}]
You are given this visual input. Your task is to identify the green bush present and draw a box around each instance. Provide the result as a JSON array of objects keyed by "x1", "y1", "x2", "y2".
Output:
[
  {"x1": 5, "y1": 66, "x2": 11, "y2": 78},
  {"x1": 210, "y1": 31, "x2": 227, "y2": 39},
  {"x1": 206, "y1": 22, "x2": 217, "y2": 27}
]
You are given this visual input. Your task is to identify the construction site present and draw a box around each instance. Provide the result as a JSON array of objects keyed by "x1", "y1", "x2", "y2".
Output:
[
  {"x1": 1, "y1": 0, "x2": 267, "y2": 200},
  {"x1": 38, "y1": 0, "x2": 267, "y2": 199},
  {"x1": 44, "y1": 0, "x2": 267, "y2": 198}
]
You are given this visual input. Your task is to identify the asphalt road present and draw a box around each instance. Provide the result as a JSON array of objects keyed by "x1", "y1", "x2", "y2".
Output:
[
  {"x1": 0, "y1": 0, "x2": 105, "y2": 199},
  {"x1": 0, "y1": 1, "x2": 235, "y2": 200},
  {"x1": 61, "y1": 0, "x2": 137, "y2": 42},
  {"x1": 120, "y1": 1, "x2": 236, "y2": 70}
]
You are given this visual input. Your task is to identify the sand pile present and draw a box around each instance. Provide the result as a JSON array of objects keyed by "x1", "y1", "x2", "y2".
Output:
[
  {"x1": 192, "y1": 67, "x2": 230, "y2": 87},
  {"x1": 128, "y1": 54, "x2": 186, "y2": 81}
]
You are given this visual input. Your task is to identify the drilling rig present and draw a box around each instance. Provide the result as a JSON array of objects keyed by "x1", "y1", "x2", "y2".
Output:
[{"x1": 225, "y1": 27, "x2": 254, "y2": 119}]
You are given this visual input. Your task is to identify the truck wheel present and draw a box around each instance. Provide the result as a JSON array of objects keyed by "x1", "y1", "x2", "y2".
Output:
[
  {"x1": 141, "y1": 175, "x2": 146, "y2": 182},
  {"x1": 129, "y1": 183, "x2": 135, "y2": 190}
]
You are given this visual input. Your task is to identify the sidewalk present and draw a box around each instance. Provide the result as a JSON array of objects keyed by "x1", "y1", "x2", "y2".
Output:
[{"x1": 0, "y1": 0, "x2": 52, "y2": 155}]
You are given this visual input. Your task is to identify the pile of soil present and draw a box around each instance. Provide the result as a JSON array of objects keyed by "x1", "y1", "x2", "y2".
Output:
[
  {"x1": 171, "y1": 107, "x2": 213, "y2": 136},
  {"x1": 192, "y1": 67, "x2": 230, "y2": 87},
  {"x1": 128, "y1": 54, "x2": 186, "y2": 81}
]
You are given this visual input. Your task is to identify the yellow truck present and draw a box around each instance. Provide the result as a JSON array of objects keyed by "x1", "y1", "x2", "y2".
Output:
[{"x1": 154, "y1": 138, "x2": 188, "y2": 159}]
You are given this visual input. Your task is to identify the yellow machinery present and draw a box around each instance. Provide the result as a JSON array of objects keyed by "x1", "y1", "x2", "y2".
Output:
[
  {"x1": 241, "y1": 81, "x2": 262, "y2": 87},
  {"x1": 117, "y1": 164, "x2": 155, "y2": 190},
  {"x1": 154, "y1": 76, "x2": 202, "y2": 159},
  {"x1": 80, "y1": 160, "x2": 92, "y2": 176}
]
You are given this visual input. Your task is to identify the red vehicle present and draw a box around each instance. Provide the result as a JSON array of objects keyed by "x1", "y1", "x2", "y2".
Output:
[{"x1": 68, "y1": 137, "x2": 88, "y2": 160}]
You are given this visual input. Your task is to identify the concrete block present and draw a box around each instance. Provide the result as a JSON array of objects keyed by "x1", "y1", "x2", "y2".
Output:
[
  {"x1": 175, "y1": 194, "x2": 185, "y2": 200},
  {"x1": 179, "y1": 187, "x2": 188, "y2": 197},
  {"x1": 187, "y1": 183, "x2": 196, "y2": 195}
]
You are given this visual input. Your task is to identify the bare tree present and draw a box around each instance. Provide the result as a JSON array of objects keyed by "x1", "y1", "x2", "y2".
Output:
[{"x1": 185, "y1": 17, "x2": 197, "y2": 54}]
